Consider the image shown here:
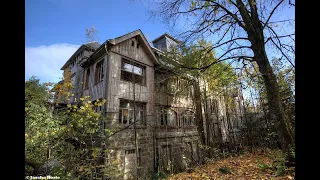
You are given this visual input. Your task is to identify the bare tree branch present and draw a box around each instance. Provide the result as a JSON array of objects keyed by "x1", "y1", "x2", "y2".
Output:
[{"x1": 263, "y1": 0, "x2": 285, "y2": 29}]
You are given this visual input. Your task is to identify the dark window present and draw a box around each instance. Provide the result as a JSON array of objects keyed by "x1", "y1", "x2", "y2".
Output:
[
  {"x1": 119, "y1": 99, "x2": 146, "y2": 125},
  {"x1": 131, "y1": 41, "x2": 134, "y2": 46},
  {"x1": 95, "y1": 60, "x2": 104, "y2": 84},
  {"x1": 121, "y1": 59, "x2": 146, "y2": 85},
  {"x1": 84, "y1": 68, "x2": 90, "y2": 89},
  {"x1": 159, "y1": 145, "x2": 172, "y2": 173},
  {"x1": 182, "y1": 110, "x2": 195, "y2": 126},
  {"x1": 157, "y1": 106, "x2": 177, "y2": 126},
  {"x1": 125, "y1": 149, "x2": 141, "y2": 166}
]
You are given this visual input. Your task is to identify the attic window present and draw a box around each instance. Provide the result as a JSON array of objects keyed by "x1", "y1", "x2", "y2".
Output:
[
  {"x1": 137, "y1": 43, "x2": 140, "y2": 49},
  {"x1": 131, "y1": 41, "x2": 134, "y2": 46}
]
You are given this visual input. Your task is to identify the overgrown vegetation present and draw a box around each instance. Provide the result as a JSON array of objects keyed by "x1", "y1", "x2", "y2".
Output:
[
  {"x1": 168, "y1": 148, "x2": 294, "y2": 179},
  {"x1": 25, "y1": 73, "x2": 121, "y2": 179}
]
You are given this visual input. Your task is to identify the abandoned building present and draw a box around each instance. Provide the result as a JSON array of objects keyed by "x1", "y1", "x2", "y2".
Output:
[{"x1": 58, "y1": 29, "x2": 245, "y2": 179}]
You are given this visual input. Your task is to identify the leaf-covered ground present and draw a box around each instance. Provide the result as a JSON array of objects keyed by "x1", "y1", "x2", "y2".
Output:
[{"x1": 168, "y1": 149, "x2": 295, "y2": 180}]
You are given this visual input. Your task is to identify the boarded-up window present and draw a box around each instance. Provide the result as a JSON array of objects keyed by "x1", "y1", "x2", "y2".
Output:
[
  {"x1": 119, "y1": 99, "x2": 146, "y2": 125},
  {"x1": 121, "y1": 59, "x2": 146, "y2": 86},
  {"x1": 84, "y1": 68, "x2": 90, "y2": 89},
  {"x1": 95, "y1": 59, "x2": 104, "y2": 84}
]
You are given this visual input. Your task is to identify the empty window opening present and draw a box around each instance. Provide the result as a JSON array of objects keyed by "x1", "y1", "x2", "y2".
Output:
[
  {"x1": 95, "y1": 59, "x2": 104, "y2": 84},
  {"x1": 158, "y1": 145, "x2": 172, "y2": 173},
  {"x1": 84, "y1": 68, "x2": 90, "y2": 89},
  {"x1": 156, "y1": 106, "x2": 177, "y2": 126},
  {"x1": 182, "y1": 110, "x2": 195, "y2": 126}
]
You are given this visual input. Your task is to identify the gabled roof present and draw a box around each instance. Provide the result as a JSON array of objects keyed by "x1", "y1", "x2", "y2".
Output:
[
  {"x1": 108, "y1": 29, "x2": 159, "y2": 65},
  {"x1": 150, "y1": 32, "x2": 181, "y2": 44},
  {"x1": 85, "y1": 41, "x2": 100, "y2": 49},
  {"x1": 60, "y1": 41, "x2": 101, "y2": 70}
]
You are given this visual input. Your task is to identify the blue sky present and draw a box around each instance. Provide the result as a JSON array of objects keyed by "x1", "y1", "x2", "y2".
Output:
[
  {"x1": 26, "y1": 0, "x2": 294, "y2": 84},
  {"x1": 26, "y1": 0, "x2": 170, "y2": 83}
]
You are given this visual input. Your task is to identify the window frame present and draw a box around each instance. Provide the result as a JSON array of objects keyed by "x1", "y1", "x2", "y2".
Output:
[
  {"x1": 84, "y1": 68, "x2": 90, "y2": 90},
  {"x1": 182, "y1": 110, "x2": 195, "y2": 126},
  {"x1": 118, "y1": 99, "x2": 146, "y2": 126},
  {"x1": 120, "y1": 59, "x2": 146, "y2": 86},
  {"x1": 95, "y1": 59, "x2": 104, "y2": 84},
  {"x1": 157, "y1": 106, "x2": 177, "y2": 126}
]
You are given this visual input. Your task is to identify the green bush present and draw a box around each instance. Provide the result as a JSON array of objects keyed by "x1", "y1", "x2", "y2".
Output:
[
  {"x1": 258, "y1": 162, "x2": 272, "y2": 171},
  {"x1": 152, "y1": 171, "x2": 168, "y2": 180}
]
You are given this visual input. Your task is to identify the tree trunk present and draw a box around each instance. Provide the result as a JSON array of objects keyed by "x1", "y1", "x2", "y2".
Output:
[
  {"x1": 203, "y1": 84, "x2": 211, "y2": 146},
  {"x1": 234, "y1": 0, "x2": 294, "y2": 150},
  {"x1": 251, "y1": 40, "x2": 294, "y2": 150},
  {"x1": 193, "y1": 80, "x2": 206, "y2": 145}
]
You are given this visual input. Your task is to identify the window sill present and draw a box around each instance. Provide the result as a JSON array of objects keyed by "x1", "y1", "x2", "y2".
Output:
[
  {"x1": 118, "y1": 123, "x2": 147, "y2": 129},
  {"x1": 120, "y1": 80, "x2": 147, "y2": 87},
  {"x1": 157, "y1": 125, "x2": 181, "y2": 129}
]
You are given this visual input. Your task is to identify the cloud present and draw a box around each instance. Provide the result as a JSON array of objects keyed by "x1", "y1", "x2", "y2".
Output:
[{"x1": 25, "y1": 43, "x2": 80, "y2": 83}]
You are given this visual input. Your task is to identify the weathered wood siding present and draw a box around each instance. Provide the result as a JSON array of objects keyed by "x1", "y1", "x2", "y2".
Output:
[
  {"x1": 104, "y1": 37, "x2": 156, "y2": 179},
  {"x1": 106, "y1": 37, "x2": 155, "y2": 125},
  {"x1": 110, "y1": 37, "x2": 154, "y2": 67},
  {"x1": 106, "y1": 52, "x2": 154, "y2": 115},
  {"x1": 67, "y1": 49, "x2": 95, "y2": 103},
  {"x1": 82, "y1": 56, "x2": 106, "y2": 101}
]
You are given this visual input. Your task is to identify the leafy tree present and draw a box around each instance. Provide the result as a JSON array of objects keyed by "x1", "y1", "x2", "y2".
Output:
[
  {"x1": 162, "y1": 40, "x2": 239, "y2": 149},
  {"x1": 150, "y1": 0, "x2": 295, "y2": 150},
  {"x1": 51, "y1": 68, "x2": 73, "y2": 104},
  {"x1": 25, "y1": 76, "x2": 61, "y2": 174},
  {"x1": 25, "y1": 75, "x2": 120, "y2": 179}
]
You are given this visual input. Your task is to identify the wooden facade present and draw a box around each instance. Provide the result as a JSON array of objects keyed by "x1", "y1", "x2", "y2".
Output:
[{"x1": 59, "y1": 29, "x2": 245, "y2": 179}]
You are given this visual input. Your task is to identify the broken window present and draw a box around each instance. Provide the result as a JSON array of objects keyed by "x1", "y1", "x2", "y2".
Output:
[
  {"x1": 182, "y1": 110, "x2": 195, "y2": 126},
  {"x1": 95, "y1": 59, "x2": 104, "y2": 84},
  {"x1": 121, "y1": 59, "x2": 146, "y2": 86},
  {"x1": 156, "y1": 106, "x2": 177, "y2": 126},
  {"x1": 119, "y1": 99, "x2": 146, "y2": 125},
  {"x1": 84, "y1": 68, "x2": 90, "y2": 89}
]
